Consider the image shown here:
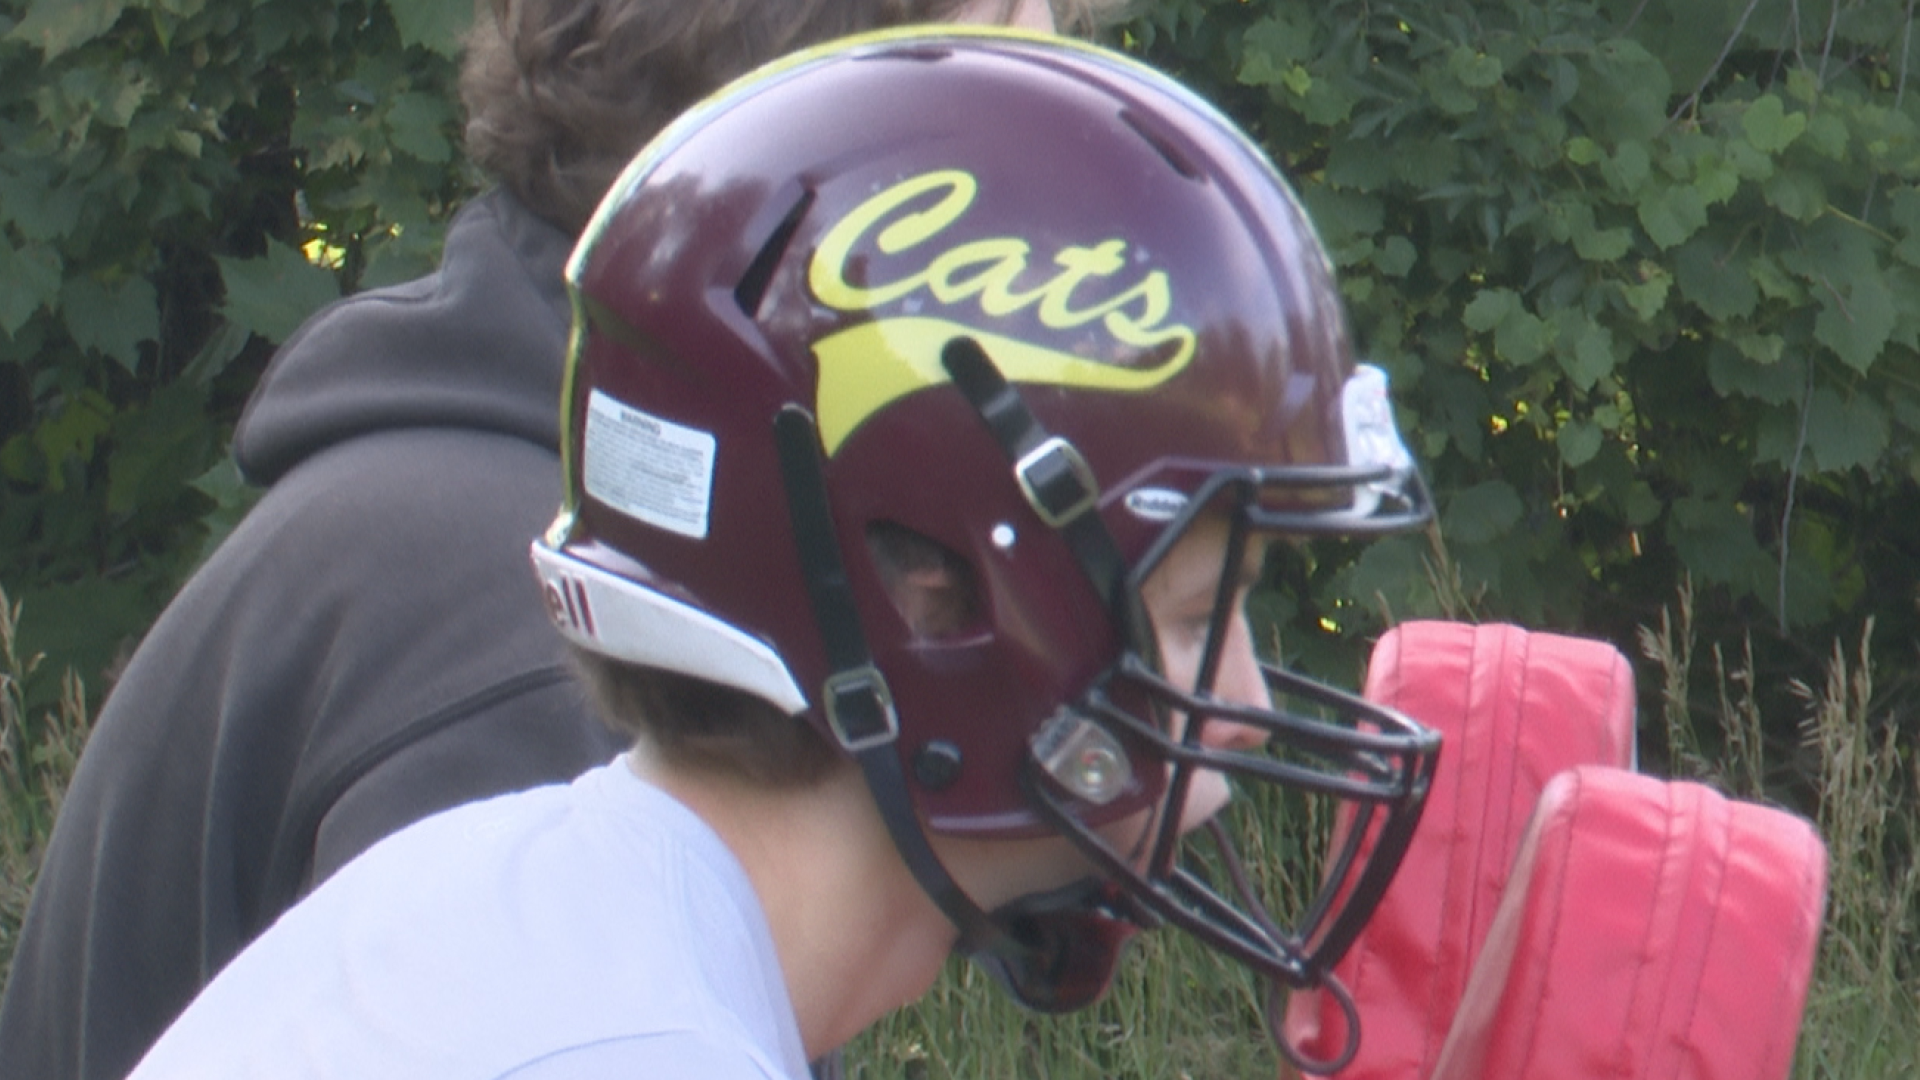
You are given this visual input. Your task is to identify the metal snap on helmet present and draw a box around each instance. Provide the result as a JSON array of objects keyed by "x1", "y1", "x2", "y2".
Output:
[{"x1": 531, "y1": 25, "x2": 1438, "y2": 1071}]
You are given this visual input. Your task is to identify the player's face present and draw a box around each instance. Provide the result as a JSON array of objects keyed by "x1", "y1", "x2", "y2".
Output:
[
  {"x1": 938, "y1": 516, "x2": 1270, "y2": 910},
  {"x1": 1139, "y1": 514, "x2": 1274, "y2": 831}
]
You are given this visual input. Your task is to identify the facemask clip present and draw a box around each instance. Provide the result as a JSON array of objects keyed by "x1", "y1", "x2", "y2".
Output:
[{"x1": 1032, "y1": 710, "x2": 1133, "y2": 806}]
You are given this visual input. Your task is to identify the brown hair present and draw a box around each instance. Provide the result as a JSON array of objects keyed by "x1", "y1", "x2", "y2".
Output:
[
  {"x1": 574, "y1": 522, "x2": 979, "y2": 788},
  {"x1": 460, "y1": 0, "x2": 1132, "y2": 234}
]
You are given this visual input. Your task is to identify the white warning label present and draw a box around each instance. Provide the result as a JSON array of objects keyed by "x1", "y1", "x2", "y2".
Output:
[{"x1": 582, "y1": 390, "x2": 717, "y2": 539}]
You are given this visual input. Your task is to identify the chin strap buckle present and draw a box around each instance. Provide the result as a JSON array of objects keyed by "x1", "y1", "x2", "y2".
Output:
[
  {"x1": 1014, "y1": 436, "x2": 1101, "y2": 527},
  {"x1": 823, "y1": 665, "x2": 899, "y2": 753}
]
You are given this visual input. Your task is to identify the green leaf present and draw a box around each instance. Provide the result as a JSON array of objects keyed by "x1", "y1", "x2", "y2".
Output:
[
  {"x1": 1669, "y1": 496, "x2": 1766, "y2": 592},
  {"x1": 1373, "y1": 235, "x2": 1416, "y2": 277},
  {"x1": 1733, "y1": 332, "x2": 1785, "y2": 365},
  {"x1": 1558, "y1": 197, "x2": 1632, "y2": 261},
  {"x1": 1623, "y1": 481, "x2": 1661, "y2": 526},
  {"x1": 1298, "y1": 70, "x2": 1358, "y2": 126},
  {"x1": 1893, "y1": 187, "x2": 1920, "y2": 267},
  {"x1": 1815, "y1": 272, "x2": 1896, "y2": 373},
  {"x1": 31, "y1": 389, "x2": 114, "y2": 490},
  {"x1": 1762, "y1": 170, "x2": 1826, "y2": 221},
  {"x1": 1392, "y1": 136, "x2": 1462, "y2": 189},
  {"x1": 1337, "y1": 534, "x2": 1443, "y2": 623},
  {"x1": 1777, "y1": 517, "x2": 1858, "y2": 625},
  {"x1": 187, "y1": 453, "x2": 263, "y2": 569},
  {"x1": 1601, "y1": 141, "x2": 1651, "y2": 194},
  {"x1": 1299, "y1": 188, "x2": 1383, "y2": 247},
  {"x1": 1674, "y1": 238, "x2": 1758, "y2": 319},
  {"x1": 1326, "y1": 139, "x2": 1393, "y2": 192},
  {"x1": 1740, "y1": 94, "x2": 1806, "y2": 153},
  {"x1": 1804, "y1": 386, "x2": 1890, "y2": 473},
  {"x1": 1577, "y1": 38, "x2": 1670, "y2": 143},
  {"x1": 1620, "y1": 269, "x2": 1671, "y2": 321},
  {"x1": 181, "y1": 320, "x2": 253, "y2": 385},
  {"x1": 62, "y1": 275, "x2": 159, "y2": 373},
  {"x1": 1421, "y1": 55, "x2": 1479, "y2": 116},
  {"x1": 1748, "y1": 255, "x2": 1804, "y2": 302},
  {"x1": 1560, "y1": 317, "x2": 1616, "y2": 390},
  {"x1": 1495, "y1": 307, "x2": 1552, "y2": 365},
  {"x1": 1463, "y1": 288, "x2": 1518, "y2": 332},
  {"x1": 1448, "y1": 46, "x2": 1503, "y2": 89},
  {"x1": 1558, "y1": 418, "x2": 1602, "y2": 467},
  {"x1": 1803, "y1": 110, "x2": 1849, "y2": 160},
  {"x1": 1691, "y1": 152, "x2": 1739, "y2": 206},
  {"x1": 1281, "y1": 63, "x2": 1314, "y2": 99},
  {"x1": 1637, "y1": 183, "x2": 1707, "y2": 250},
  {"x1": 0, "y1": 235, "x2": 62, "y2": 336},
  {"x1": 1548, "y1": 55, "x2": 1581, "y2": 108},
  {"x1": 1724, "y1": 138, "x2": 1776, "y2": 181},
  {"x1": 217, "y1": 241, "x2": 341, "y2": 344},
  {"x1": 385, "y1": 92, "x2": 454, "y2": 164},
  {"x1": 1426, "y1": 366, "x2": 1488, "y2": 459},
  {"x1": 59, "y1": 65, "x2": 151, "y2": 130},
  {"x1": 1708, "y1": 343, "x2": 1803, "y2": 404},
  {"x1": 1443, "y1": 481, "x2": 1524, "y2": 545},
  {"x1": 107, "y1": 382, "x2": 215, "y2": 516},
  {"x1": 13, "y1": 578, "x2": 153, "y2": 690},
  {"x1": 1577, "y1": 222, "x2": 1632, "y2": 261},
  {"x1": 9, "y1": 0, "x2": 126, "y2": 57},
  {"x1": 1785, "y1": 67, "x2": 1821, "y2": 103},
  {"x1": 385, "y1": 0, "x2": 473, "y2": 58},
  {"x1": 0, "y1": 163, "x2": 87, "y2": 243}
]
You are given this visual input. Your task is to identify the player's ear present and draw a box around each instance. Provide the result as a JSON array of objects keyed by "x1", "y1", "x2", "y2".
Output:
[{"x1": 866, "y1": 522, "x2": 981, "y2": 640}]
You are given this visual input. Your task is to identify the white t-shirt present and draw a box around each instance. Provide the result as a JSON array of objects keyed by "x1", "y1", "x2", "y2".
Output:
[{"x1": 128, "y1": 758, "x2": 811, "y2": 1079}]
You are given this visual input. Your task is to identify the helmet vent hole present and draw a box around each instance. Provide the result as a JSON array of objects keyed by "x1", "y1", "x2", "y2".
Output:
[
  {"x1": 856, "y1": 44, "x2": 952, "y2": 64},
  {"x1": 733, "y1": 188, "x2": 816, "y2": 318},
  {"x1": 867, "y1": 521, "x2": 983, "y2": 640},
  {"x1": 1120, "y1": 108, "x2": 1200, "y2": 181}
]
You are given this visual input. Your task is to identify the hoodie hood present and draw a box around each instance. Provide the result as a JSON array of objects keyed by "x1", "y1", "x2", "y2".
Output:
[{"x1": 235, "y1": 190, "x2": 576, "y2": 484}]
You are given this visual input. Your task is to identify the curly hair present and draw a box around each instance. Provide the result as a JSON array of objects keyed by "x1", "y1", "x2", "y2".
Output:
[{"x1": 460, "y1": 0, "x2": 1130, "y2": 234}]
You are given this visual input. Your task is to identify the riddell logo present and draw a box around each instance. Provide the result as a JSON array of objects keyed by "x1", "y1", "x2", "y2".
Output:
[
  {"x1": 805, "y1": 168, "x2": 1197, "y2": 455},
  {"x1": 542, "y1": 575, "x2": 597, "y2": 638},
  {"x1": 1124, "y1": 487, "x2": 1187, "y2": 522}
]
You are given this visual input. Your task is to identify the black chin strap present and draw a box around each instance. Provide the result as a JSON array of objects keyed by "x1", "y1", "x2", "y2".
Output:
[
  {"x1": 937, "y1": 337, "x2": 1137, "y2": 629},
  {"x1": 771, "y1": 405, "x2": 1016, "y2": 959}
]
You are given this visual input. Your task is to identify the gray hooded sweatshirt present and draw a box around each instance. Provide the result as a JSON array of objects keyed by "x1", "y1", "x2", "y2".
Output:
[{"x1": 0, "y1": 190, "x2": 626, "y2": 1080}]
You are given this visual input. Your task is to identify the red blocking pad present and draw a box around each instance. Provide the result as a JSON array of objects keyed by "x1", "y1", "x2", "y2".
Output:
[
  {"x1": 1429, "y1": 766, "x2": 1827, "y2": 1080},
  {"x1": 1285, "y1": 621, "x2": 1638, "y2": 1076}
]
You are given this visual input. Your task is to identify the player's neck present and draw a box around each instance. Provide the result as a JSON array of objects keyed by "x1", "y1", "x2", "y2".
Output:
[{"x1": 627, "y1": 748, "x2": 954, "y2": 1059}]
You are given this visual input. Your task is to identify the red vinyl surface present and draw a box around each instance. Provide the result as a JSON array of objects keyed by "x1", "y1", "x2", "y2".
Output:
[
  {"x1": 1285, "y1": 621, "x2": 1637, "y2": 1076},
  {"x1": 1428, "y1": 766, "x2": 1827, "y2": 1080}
]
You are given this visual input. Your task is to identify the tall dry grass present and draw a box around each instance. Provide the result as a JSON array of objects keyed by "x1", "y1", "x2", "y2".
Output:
[
  {"x1": 1, "y1": 577, "x2": 1913, "y2": 1076},
  {"x1": 0, "y1": 587, "x2": 92, "y2": 996},
  {"x1": 1641, "y1": 583, "x2": 1918, "y2": 1078}
]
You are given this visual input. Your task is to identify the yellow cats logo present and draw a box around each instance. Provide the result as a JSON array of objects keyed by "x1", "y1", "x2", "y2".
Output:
[{"x1": 808, "y1": 169, "x2": 1195, "y2": 455}]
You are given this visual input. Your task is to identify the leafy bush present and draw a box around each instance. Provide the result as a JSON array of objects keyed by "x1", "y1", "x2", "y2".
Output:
[
  {"x1": 1131, "y1": 0, "x2": 1920, "y2": 738},
  {"x1": 0, "y1": 0, "x2": 478, "y2": 709},
  {"x1": 7, "y1": 0, "x2": 1918, "y2": 746}
]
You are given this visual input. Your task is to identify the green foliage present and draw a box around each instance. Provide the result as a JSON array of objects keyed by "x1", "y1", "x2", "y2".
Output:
[
  {"x1": 1642, "y1": 595, "x2": 1919, "y2": 1077},
  {"x1": 1129, "y1": 0, "x2": 1920, "y2": 701},
  {"x1": 0, "y1": 587, "x2": 92, "y2": 987},
  {"x1": 0, "y1": 0, "x2": 479, "y2": 708}
]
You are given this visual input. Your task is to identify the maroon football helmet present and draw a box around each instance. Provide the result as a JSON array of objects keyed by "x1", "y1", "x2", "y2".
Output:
[{"x1": 530, "y1": 26, "x2": 1437, "y2": 1071}]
